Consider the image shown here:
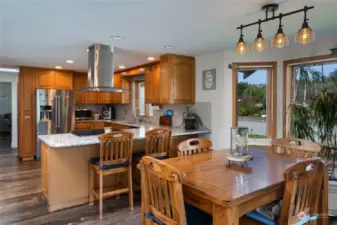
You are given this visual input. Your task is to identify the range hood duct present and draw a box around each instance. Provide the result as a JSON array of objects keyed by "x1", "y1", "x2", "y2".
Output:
[{"x1": 80, "y1": 44, "x2": 128, "y2": 92}]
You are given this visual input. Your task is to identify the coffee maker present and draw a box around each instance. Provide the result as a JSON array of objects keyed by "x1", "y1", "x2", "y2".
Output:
[{"x1": 102, "y1": 105, "x2": 116, "y2": 120}]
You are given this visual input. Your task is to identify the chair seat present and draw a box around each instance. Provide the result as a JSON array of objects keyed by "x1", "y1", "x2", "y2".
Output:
[
  {"x1": 90, "y1": 157, "x2": 131, "y2": 170},
  {"x1": 133, "y1": 152, "x2": 169, "y2": 160},
  {"x1": 246, "y1": 211, "x2": 276, "y2": 225},
  {"x1": 144, "y1": 204, "x2": 212, "y2": 225}
]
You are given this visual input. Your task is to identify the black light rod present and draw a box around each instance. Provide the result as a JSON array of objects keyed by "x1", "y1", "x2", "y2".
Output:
[{"x1": 236, "y1": 6, "x2": 314, "y2": 30}]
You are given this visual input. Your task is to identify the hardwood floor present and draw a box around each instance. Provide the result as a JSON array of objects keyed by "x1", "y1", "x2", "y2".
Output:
[{"x1": 0, "y1": 147, "x2": 141, "y2": 225}]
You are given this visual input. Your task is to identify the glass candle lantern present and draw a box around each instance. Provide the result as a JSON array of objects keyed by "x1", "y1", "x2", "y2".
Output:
[{"x1": 230, "y1": 127, "x2": 249, "y2": 156}]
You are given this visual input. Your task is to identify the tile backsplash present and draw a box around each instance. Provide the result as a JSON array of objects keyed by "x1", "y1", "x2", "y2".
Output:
[{"x1": 76, "y1": 102, "x2": 212, "y2": 130}]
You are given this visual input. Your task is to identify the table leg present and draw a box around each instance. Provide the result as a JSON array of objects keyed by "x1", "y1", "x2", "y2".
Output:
[{"x1": 213, "y1": 204, "x2": 239, "y2": 225}]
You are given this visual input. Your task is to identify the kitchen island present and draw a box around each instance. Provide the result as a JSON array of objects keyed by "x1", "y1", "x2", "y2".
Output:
[{"x1": 39, "y1": 121, "x2": 210, "y2": 212}]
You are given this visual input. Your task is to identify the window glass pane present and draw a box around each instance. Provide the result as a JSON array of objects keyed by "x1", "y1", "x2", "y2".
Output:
[{"x1": 237, "y1": 69, "x2": 268, "y2": 139}]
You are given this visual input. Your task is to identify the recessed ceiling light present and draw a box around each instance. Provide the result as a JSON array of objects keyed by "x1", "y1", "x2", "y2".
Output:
[
  {"x1": 118, "y1": 65, "x2": 126, "y2": 69},
  {"x1": 164, "y1": 45, "x2": 175, "y2": 49},
  {"x1": 66, "y1": 60, "x2": 74, "y2": 64},
  {"x1": 86, "y1": 49, "x2": 89, "y2": 52},
  {"x1": 111, "y1": 35, "x2": 124, "y2": 40},
  {"x1": 147, "y1": 56, "x2": 155, "y2": 61},
  {"x1": 55, "y1": 66, "x2": 62, "y2": 69}
]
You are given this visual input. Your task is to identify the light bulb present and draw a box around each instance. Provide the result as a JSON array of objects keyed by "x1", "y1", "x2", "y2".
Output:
[
  {"x1": 236, "y1": 38, "x2": 249, "y2": 55},
  {"x1": 253, "y1": 33, "x2": 266, "y2": 52},
  {"x1": 296, "y1": 21, "x2": 314, "y2": 44},
  {"x1": 272, "y1": 27, "x2": 289, "y2": 48}
]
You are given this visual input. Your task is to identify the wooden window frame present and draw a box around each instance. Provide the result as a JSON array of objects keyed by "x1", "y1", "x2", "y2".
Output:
[
  {"x1": 282, "y1": 53, "x2": 337, "y2": 137},
  {"x1": 134, "y1": 80, "x2": 151, "y2": 116},
  {"x1": 232, "y1": 61, "x2": 277, "y2": 139}
]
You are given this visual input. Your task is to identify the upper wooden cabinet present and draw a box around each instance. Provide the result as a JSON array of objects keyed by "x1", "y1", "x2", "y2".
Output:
[
  {"x1": 145, "y1": 54, "x2": 195, "y2": 104},
  {"x1": 54, "y1": 71, "x2": 73, "y2": 90},
  {"x1": 36, "y1": 69, "x2": 73, "y2": 90},
  {"x1": 73, "y1": 72, "x2": 87, "y2": 104}
]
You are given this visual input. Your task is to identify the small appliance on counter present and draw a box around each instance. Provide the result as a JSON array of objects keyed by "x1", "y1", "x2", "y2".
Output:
[
  {"x1": 159, "y1": 110, "x2": 173, "y2": 126},
  {"x1": 102, "y1": 105, "x2": 116, "y2": 120},
  {"x1": 75, "y1": 109, "x2": 93, "y2": 120},
  {"x1": 183, "y1": 107, "x2": 204, "y2": 130}
]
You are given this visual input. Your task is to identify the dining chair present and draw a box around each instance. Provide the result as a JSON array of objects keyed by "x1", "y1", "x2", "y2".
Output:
[
  {"x1": 177, "y1": 138, "x2": 212, "y2": 156},
  {"x1": 139, "y1": 156, "x2": 212, "y2": 225},
  {"x1": 271, "y1": 138, "x2": 321, "y2": 158},
  {"x1": 88, "y1": 131, "x2": 134, "y2": 220},
  {"x1": 246, "y1": 158, "x2": 325, "y2": 225}
]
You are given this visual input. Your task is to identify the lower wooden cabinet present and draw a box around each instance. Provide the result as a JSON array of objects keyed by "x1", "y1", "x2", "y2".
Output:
[
  {"x1": 74, "y1": 122, "x2": 130, "y2": 131},
  {"x1": 74, "y1": 122, "x2": 91, "y2": 130}
]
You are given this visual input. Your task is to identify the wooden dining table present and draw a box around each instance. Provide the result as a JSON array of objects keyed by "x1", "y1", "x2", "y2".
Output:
[{"x1": 162, "y1": 148, "x2": 329, "y2": 225}]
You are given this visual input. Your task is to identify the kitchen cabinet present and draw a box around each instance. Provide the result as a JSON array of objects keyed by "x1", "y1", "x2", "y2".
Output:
[
  {"x1": 36, "y1": 69, "x2": 54, "y2": 89},
  {"x1": 145, "y1": 64, "x2": 161, "y2": 104},
  {"x1": 36, "y1": 69, "x2": 73, "y2": 90},
  {"x1": 74, "y1": 122, "x2": 91, "y2": 130},
  {"x1": 18, "y1": 67, "x2": 37, "y2": 161},
  {"x1": 74, "y1": 121, "x2": 130, "y2": 130},
  {"x1": 160, "y1": 54, "x2": 195, "y2": 104},
  {"x1": 73, "y1": 72, "x2": 87, "y2": 104},
  {"x1": 144, "y1": 54, "x2": 195, "y2": 104},
  {"x1": 54, "y1": 71, "x2": 73, "y2": 90}
]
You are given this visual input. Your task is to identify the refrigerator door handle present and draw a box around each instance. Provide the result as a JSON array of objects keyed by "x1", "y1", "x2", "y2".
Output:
[{"x1": 57, "y1": 96, "x2": 61, "y2": 128}]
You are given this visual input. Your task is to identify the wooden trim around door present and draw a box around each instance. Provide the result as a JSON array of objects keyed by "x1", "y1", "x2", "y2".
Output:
[{"x1": 232, "y1": 61, "x2": 277, "y2": 139}]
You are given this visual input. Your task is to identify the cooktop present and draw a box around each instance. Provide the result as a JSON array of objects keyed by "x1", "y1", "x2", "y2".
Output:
[{"x1": 71, "y1": 129, "x2": 118, "y2": 137}]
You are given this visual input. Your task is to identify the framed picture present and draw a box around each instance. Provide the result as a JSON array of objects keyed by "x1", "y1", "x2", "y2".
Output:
[{"x1": 202, "y1": 69, "x2": 216, "y2": 90}]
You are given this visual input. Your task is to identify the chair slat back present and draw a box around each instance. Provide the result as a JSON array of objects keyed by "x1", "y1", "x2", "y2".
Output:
[
  {"x1": 279, "y1": 159, "x2": 324, "y2": 225},
  {"x1": 177, "y1": 138, "x2": 212, "y2": 156},
  {"x1": 98, "y1": 131, "x2": 134, "y2": 167},
  {"x1": 145, "y1": 129, "x2": 172, "y2": 158},
  {"x1": 140, "y1": 156, "x2": 187, "y2": 225},
  {"x1": 272, "y1": 138, "x2": 321, "y2": 158}
]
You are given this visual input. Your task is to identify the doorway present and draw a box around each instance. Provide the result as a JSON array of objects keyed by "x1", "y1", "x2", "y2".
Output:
[{"x1": 0, "y1": 82, "x2": 12, "y2": 149}]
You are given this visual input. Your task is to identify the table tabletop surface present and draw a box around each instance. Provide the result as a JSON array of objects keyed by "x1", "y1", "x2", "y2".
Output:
[{"x1": 163, "y1": 148, "x2": 301, "y2": 207}]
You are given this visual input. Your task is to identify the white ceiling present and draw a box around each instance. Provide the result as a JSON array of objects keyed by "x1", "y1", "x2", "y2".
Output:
[{"x1": 0, "y1": 0, "x2": 336, "y2": 71}]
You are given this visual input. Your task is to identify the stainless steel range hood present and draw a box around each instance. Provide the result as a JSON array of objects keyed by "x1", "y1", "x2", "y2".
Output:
[{"x1": 80, "y1": 44, "x2": 128, "y2": 92}]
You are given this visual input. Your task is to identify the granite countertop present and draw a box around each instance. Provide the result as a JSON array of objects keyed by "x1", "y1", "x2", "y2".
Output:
[{"x1": 39, "y1": 120, "x2": 211, "y2": 148}]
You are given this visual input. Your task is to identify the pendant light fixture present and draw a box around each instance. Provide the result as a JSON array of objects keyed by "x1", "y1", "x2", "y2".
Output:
[
  {"x1": 252, "y1": 20, "x2": 266, "y2": 52},
  {"x1": 236, "y1": 26, "x2": 249, "y2": 55},
  {"x1": 234, "y1": 5, "x2": 314, "y2": 54},
  {"x1": 271, "y1": 14, "x2": 289, "y2": 48},
  {"x1": 296, "y1": 6, "x2": 315, "y2": 44}
]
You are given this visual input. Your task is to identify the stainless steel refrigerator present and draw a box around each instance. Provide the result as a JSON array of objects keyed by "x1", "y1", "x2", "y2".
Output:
[{"x1": 36, "y1": 89, "x2": 74, "y2": 159}]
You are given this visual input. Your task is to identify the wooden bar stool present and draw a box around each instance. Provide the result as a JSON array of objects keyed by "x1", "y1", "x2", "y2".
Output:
[
  {"x1": 88, "y1": 131, "x2": 134, "y2": 220},
  {"x1": 133, "y1": 128, "x2": 172, "y2": 159},
  {"x1": 177, "y1": 138, "x2": 212, "y2": 156},
  {"x1": 133, "y1": 128, "x2": 171, "y2": 186}
]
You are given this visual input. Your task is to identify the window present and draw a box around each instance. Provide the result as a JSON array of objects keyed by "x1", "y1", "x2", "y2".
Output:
[
  {"x1": 287, "y1": 60, "x2": 337, "y2": 140},
  {"x1": 135, "y1": 81, "x2": 152, "y2": 116},
  {"x1": 232, "y1": 62, "x2": 277, "y2": 141}
]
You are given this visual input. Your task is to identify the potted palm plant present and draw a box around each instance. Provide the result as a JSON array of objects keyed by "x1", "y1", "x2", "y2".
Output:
[{"x1": 287, "y1": 63, "x2": 337, "y2": 216}]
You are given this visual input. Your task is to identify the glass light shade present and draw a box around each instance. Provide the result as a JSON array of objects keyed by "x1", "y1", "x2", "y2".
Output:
[
  {"x1": 271, "y1": 28, "x2": 289, "y2": 48},
  {"x1": 236, "y1": 39, "x2": 249, "y2": 55},
  {"x1": 252, "y1": 34, "x2": 267, "y2": 52},
  {"x1": 296, "y1": 22, "x2": 314, "y2": 44},
  {"x1": 230, "y1": 127, "x2": 249, "y2": 156}
]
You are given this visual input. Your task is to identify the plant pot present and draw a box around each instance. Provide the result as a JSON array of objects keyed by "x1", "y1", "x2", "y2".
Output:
[{"x1": 329, "y1": 180, "x2": 337, "y2": 216}]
